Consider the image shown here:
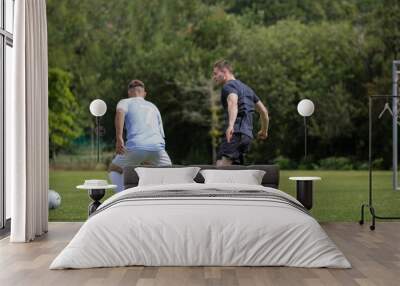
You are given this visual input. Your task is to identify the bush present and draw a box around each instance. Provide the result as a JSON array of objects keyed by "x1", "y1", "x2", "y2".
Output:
[
  {"x1": 372, "y1": 158, "x2": 385, "y2": 170},
  {"x1": 319, "y1": 157, "x2": 353, "y2": 170},
  {"x1": 351, "y1": 158, "x2": 385, "y2": 170},
  {"x1": 296, "y1": 155, "x2": 319, "y2": 170},
  {"x1": 274, "y1": 156, "x2": 297, "y2": 169},
  {"x1": 298, "y1": 162, "x2": 319, "y2": 170},
  {"x1": 50, "y1": 145, "x2": 114, "y2": 171},
  {"x1": 354, "y1": 161, "x2": 369, "y2": 170}
]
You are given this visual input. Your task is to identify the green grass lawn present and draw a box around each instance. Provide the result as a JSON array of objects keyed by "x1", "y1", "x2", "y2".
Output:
[{"x1": 49, "y1": 170, "x2": 400, "y2": 222}]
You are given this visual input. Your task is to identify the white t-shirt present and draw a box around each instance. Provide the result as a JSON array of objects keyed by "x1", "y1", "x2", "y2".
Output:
[{"x1": 116, "y1": 97, "x2": 165, "y2": 151}]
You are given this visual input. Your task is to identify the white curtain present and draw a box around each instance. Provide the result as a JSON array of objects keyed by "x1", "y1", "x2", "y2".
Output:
[{"x1": 8, "y1": 0, "x2": 49, "y2": 242}]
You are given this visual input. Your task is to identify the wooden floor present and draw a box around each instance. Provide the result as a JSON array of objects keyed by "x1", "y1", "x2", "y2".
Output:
[{"x1": 0, "y1": 222, "x2": 399, "y2": 286}]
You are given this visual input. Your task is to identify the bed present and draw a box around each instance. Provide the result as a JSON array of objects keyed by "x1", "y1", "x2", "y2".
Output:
[{"x1": 50, "y1": 165, "x2": 351, "y2": 269}]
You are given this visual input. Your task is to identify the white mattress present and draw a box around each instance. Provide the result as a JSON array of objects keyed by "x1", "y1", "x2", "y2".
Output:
[{"x1": 50, "y1": 183, "x2": 351, "y2": 269}]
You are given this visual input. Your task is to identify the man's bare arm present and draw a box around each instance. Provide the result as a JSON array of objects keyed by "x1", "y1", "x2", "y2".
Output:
[
  {"x1": 115, "y1": 110, "x2": 126, "y2": 154},
  {"x1": 255, "y1": 100, "x2": 269, "y2": 139},
  {"x1": 226, "y1": 93, "x2": 238, "y2": 142}
]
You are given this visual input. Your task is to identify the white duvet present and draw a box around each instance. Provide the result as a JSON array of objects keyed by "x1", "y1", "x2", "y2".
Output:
[{"x1": 50, "y1": 183, "x2": 351, "y2": 269}]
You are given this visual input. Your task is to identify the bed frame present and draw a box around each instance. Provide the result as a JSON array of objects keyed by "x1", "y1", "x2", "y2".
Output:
[{"x1": 123, "y1": 165, "x2": 280, "y2": 190}]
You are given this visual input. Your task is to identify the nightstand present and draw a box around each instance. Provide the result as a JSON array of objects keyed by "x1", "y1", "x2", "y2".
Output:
[
  {"x1": 289, "y1": 177, "x2": 321, "y2": 210},
  {"x1": 76, "y1": 180, "x2": 116, "y2": 216}
]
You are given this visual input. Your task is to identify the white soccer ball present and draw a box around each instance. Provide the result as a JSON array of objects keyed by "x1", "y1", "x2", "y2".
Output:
[{"x1": 48, "y1": 190, "x2": 61, "y2": 209}]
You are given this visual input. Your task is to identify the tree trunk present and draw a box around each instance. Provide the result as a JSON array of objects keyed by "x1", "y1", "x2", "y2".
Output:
[{"x1": 208, "y1": 80, "x2": 220, "y2": 164}]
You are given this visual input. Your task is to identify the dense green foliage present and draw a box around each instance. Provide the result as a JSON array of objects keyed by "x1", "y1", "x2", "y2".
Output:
[
  {"x1": 47, "y1": 0, "x2": 400, "y2": 166},
  {"x1": 48, "y1": 68, "x2": 82, "y2": 158}
]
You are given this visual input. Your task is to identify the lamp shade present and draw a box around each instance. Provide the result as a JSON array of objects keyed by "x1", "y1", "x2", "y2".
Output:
[
  {"x1": 297, "y1": 99, "x2": 315, "y2": 117},
  {"x1": 89, "y1": 99, "x2": 107, "y2": 117}
]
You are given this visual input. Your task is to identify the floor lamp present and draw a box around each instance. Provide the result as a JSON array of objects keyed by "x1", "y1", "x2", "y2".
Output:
[
  {"x1": 89, "y1": 99, "x2": 107, "y2": 163},
  {"x1": 297, "y1": 99, "x2": 315, "y2": 159}
]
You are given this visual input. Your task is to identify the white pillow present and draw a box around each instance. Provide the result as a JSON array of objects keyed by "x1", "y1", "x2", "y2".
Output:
[
  {"x1": 200, "y1": 169, "x2": 266, "y2": 185},
  {"x1": 135, "y1": 167, "x2": 201, "y2": 186}
]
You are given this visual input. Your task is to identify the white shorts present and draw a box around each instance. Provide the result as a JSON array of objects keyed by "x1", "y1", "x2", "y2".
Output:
[{"x1": 111, "y1": 149, "x2": 172, "y2": 168}]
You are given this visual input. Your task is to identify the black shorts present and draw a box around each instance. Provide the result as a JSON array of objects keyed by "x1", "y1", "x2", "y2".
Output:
[{"x1": 217, "y1": 133, "x2": 252, "y2": 165}]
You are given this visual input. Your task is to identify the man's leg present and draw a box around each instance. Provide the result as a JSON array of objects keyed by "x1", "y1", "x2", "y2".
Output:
[
  {"x1": 108, "y1": 155, "x2": 127, "y2": 193},
  {"x1": 108, "y1": 151, "x2": 146, "y2": 192},
  {"x1": 108, "y1": 171, "x2": 124, "y2": 193},
  {"x1": 216, "y1": 134, "x2": 241, "y2": 166},
  {"x1": 148, "y1": 149, "x2": 172, "y2": 166},
  {"x1": 216, "y1": 156, "x2": 233, "y2": 166},
  {"x1": 237, "y1": 134, "x2": 252, "y2": 165}
]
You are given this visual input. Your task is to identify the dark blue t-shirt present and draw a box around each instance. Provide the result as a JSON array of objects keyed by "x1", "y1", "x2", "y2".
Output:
[{"x1": 221, "y1": 79, "x2": 260, "y2": 138}]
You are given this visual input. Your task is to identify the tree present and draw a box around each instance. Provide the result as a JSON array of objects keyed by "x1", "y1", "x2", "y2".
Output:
[
  {"x1": 233, "y1": 20, "x2": 365, "y2": 162},
  {"x1": 48, "y1": 68, "x2": 83, "y2": 159},
  {"x1": 45, "y1": 0, "x2": 399, "y2": 166}
]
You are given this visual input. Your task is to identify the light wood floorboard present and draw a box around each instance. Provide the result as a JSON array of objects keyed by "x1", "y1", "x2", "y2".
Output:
[{"x1": 0, "y1": 222, "x2": 399, "y2": 286}]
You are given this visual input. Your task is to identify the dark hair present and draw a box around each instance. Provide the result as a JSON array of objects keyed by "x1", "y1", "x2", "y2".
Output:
[
  {"x1": 213, "y1": 59, "x2": 233, "y2": 73},
  {"x1": 128, "y1": 79, "x2": 145, "y2": 89}
]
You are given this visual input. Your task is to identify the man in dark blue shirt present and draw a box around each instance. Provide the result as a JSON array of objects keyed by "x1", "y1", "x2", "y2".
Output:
[{"x1": 212, "y1": 60, "x2": 269, "y2": 165}]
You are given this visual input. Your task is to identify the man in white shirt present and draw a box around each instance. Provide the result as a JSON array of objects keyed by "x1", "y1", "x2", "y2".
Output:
[{"x1": 108, "y1": 79, "x2": 172, "y2": 192}]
